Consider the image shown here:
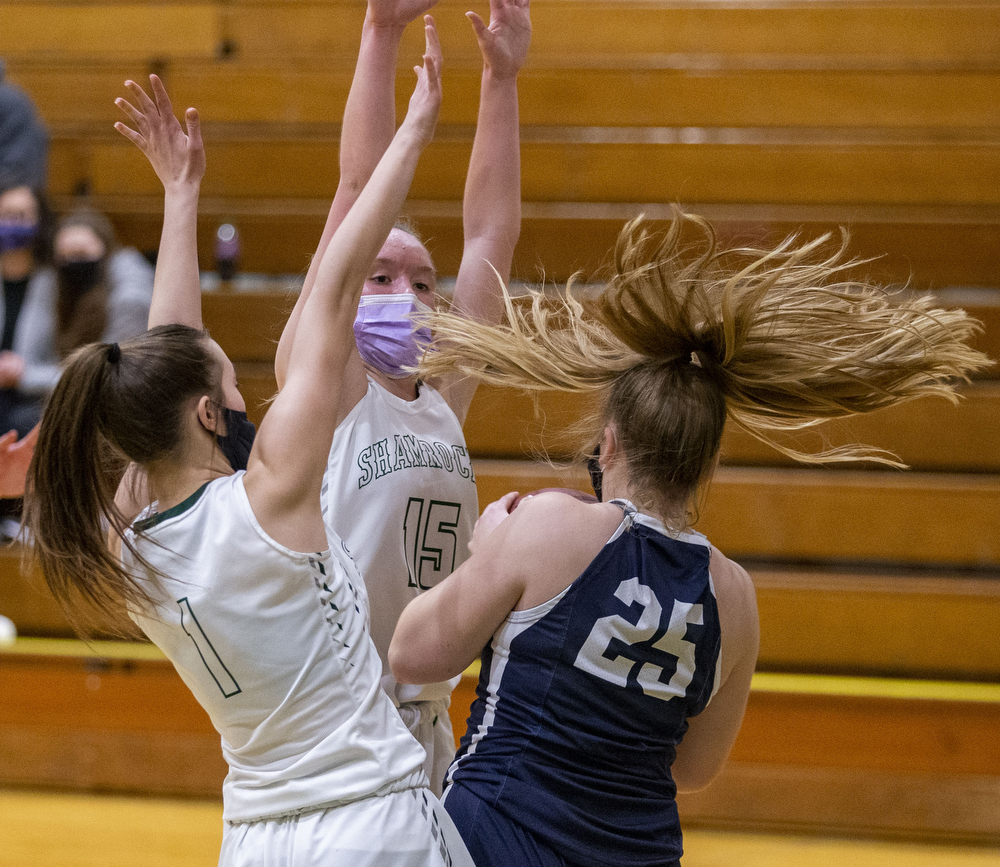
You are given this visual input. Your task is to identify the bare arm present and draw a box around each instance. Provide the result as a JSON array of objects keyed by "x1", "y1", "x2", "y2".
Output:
[
  {"x1": 390, "y1": 493, "x2": 620, "y2": 683},
  {"x1": 433, "y1": 0, "x2": 531, "y2": 421},
  {"x1": 274, "y1": 0, "x2": 438, "y2": 392},
  {"x1": 110, "y1": 76, "x2": 208, "y2": 530},
  {"x1": 247, "y1": 21, "x2": 443, "y2": 551},
  {"x1": 115, "y1": 75, "x2": 205, "y2": 330},
  {"x1": 672, "y1": 548, "x2": 759, "y2": 792},
  {"x1": 390, "y1": 494, "x2": 533, "y2": 684}
]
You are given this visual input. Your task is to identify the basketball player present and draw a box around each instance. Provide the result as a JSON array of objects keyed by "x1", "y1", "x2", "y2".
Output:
[
  {"x1": 389, "y1": 214, "x2": 989, "y2": 865},
  {"x1": 274, "y1": 0, "x2": 531, "y2": 794},
  {"x1": 25, "y1": 34, "x2": 475, "y2": 866}
]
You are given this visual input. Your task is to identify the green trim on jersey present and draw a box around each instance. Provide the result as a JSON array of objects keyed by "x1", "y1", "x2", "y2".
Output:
[{"x1": 134, "y1": 482, "x2": 210, "y2": 533}]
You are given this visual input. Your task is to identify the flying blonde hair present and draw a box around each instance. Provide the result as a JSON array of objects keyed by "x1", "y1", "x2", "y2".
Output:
[{"x1": 419, "y1": 212, "x2": 989, "y2": 513}]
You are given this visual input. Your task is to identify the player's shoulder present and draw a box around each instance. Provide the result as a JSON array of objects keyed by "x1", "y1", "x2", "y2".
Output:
[
  {"x1": 510, "y1": 489, "x2": 615, "y2": 530},
  {"x1": 498, "y1": 493, "x2": 625, "y2": 610},
  {"x1": 504, "y1": 491, "x2": 622, "y2": 559},
  {"x1": 708, "y1": 546, "x2": 755, "y2": 597}
]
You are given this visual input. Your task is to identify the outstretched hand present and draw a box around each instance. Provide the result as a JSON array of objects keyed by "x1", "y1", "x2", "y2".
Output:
[
  {"x1": 402, "y1": 16, "x2": 444, "y2": 144},
  {"x1": 115, "y1": 74, "x2": 205, "y2": 192},
  {"x1": 467, "y1": 0, "x2": 531, "y2": 79},
  {"x1": 368, "y1": 0, "x2": 439, "y2": 29},
  {"x1": 0, "y1": 424, "x2": 38, "y2": 498}
]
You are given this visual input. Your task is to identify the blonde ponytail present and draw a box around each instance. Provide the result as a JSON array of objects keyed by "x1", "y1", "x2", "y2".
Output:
[{"x1": 419, "y1": 212, "x2": 990, "y2": 512}]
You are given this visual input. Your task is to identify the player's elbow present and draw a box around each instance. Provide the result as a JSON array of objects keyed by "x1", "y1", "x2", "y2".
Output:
[
  {"x1": 671, "y1": 739, "x2": 733, "y2": 794},
  {"x1": 389, "y1": 629, "x2": 466, "y2": 685},
  {"x1": 388, "y1": 634, "x2": 440, "y2": 685},
  {"x1": 387, "y1": 638, "x2": 418, "y2": 684},
  {"x1": 673, "y1": 769, "x2": 720, "y2": 794},
  {"x1": 672, "y1": 757, "x2": 727, "y2": 794}
]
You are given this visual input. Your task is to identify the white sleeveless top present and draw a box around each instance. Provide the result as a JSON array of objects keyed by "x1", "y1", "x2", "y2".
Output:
[
  {"x1": 323, "y1": 379, "x2": 478, "y2": 705},
  {"x1": 124, "y1": 472, "x2": 427, "y2": 822}
]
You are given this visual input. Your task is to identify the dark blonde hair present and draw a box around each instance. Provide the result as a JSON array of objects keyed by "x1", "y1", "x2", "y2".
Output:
[
  {"x1": 24, "y1": 325, "x2": 221, "y2": 631},
  {"x1": 418, "y1": 212, "x2": 990, "y2": 523}
]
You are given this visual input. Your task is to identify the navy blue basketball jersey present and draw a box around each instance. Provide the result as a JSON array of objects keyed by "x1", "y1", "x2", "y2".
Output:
[{"x1": 445, "y1": 501, "x2": 722, "y2": 867}]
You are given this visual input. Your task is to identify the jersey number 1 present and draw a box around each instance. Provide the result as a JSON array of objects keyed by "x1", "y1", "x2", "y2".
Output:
[{"x1": 177, "y1": 597, "x2": 242, "y2": 699}]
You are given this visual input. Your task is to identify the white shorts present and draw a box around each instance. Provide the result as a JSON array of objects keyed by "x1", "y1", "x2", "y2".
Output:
[
  {"x1": 398, "y1": 697, "x2": 456, "y2": 798},
  {"x1": 219, "y1": 788, "x2": 474, "y2": 867}
]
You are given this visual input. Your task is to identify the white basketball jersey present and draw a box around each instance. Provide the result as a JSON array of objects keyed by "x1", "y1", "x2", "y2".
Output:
[
  {"x1": 124, "y1": 473, "x2": 427, "y2": 823},
  {"x1": 323, "y1": 379, "x2": 478, "y2": 705}
]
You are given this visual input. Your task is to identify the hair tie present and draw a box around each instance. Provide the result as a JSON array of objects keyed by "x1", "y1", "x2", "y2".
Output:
[{"x1": 106, "y1": 343, "x2": 121, "y2": 364}]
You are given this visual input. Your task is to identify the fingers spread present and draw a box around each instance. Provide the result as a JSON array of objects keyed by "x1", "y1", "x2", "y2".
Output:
[
  {"x1": 124, "y1": 79, "x2": 157, "y2": 116},
  {"x1": 148, "y1": 73, "x2": 175, "y2": 116},
  {"x1": 115, "y1": 97, "x2": 145, "y2": 127},
  {"x1": 113, "y1": 121, "x2": 146, "y2": 150}
]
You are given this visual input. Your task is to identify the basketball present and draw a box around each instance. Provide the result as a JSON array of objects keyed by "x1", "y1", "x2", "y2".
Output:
[{"x1": 511, "y1": 488, "x2": 599, "y2": 509}]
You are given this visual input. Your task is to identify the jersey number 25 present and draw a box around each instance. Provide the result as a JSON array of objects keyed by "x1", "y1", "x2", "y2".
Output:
[{"x1": 573, "y1": 577, "x2": 702, "y2": 702}]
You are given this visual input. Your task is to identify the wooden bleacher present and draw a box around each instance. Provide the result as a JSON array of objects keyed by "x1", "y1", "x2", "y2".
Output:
[
  {"x1": 2, "y1": 0, "x2": 999, "y2": 847},
  {"x1": 3, "y1": 639, "x2": 999, "y2": 842},
  {"x1": 3, "y1": 0, "x2": 1000, "y2": 285}
]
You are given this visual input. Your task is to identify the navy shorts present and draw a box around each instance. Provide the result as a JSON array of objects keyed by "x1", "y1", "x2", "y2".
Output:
[{"x1": 442, "y1": 783, "x2": 570, "y2": 867}]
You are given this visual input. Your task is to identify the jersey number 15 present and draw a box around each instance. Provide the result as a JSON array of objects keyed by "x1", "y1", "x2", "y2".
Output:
[{"x1": 403, "y1": 497, "x2": 462, "y2": 590}]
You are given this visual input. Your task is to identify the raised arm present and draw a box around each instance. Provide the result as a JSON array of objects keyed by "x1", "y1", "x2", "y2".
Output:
[
  {"x1": 274, "y1": 0, "x2": 438, "y2": 390},
  {"x1": 247, "y1": 20, "x2": 442, "y2": 548},
  {"x1": 434, "y1": 0, "x2": 531, "y2": 421},
  {"x1": 114, "y1": 75, "x2": 205, "y2": 330}
]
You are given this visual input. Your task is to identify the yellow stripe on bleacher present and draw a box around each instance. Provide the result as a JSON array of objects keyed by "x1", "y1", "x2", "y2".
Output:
[
  {"x1": 8, "y1": 640, "x2": 997, "y2": 704},
  {"x1": 0, "y1": 636, "x2": 165, "y2": 661},
  {"x1": 751, "y1": 671, "x2": 1000, "y2": 704}
]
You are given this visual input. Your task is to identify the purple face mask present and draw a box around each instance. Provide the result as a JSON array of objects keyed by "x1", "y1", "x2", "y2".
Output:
[
  {"x1": 0, "y1": 221, "x2": 38, "y2": 253},
  {"x1": 353, "y1": 293, "x2": 433, "y2": 379}
]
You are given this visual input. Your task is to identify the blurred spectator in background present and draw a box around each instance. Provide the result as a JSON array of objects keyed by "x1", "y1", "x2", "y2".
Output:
[
  {"x1": 0, "y1": 184, "x2": 54, "y2": 439},
  {"x1": 0, "y1": 58, "x2": 48, "y2": 194},
  {"x1": 0, "y1": 197, "x2": 153, "y2": 436},
  {"x1": 0, "y1": 196, "x2": 154, "y2": 438},
  {"x1": 1, "y1": 60, "x2": 153, "y2": 547},
  {"x1": 0, "y1": 58, "x2": 48, "y2": 594},
  {"x1": 1, "y1": 54, "x2": 51, "y2": 443},
  {"x1": 0, "y1": 196, "x2": 153, "y2": 539},
  {"x1": 51, "y1": 207, "x2": 153, "y2": 358}
]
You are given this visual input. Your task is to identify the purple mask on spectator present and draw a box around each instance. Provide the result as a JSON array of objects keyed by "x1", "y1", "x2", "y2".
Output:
[
  {"x1": 353, "y1": 293, "x2": 433, "y2": 379},
  {"x1": 0, "y1": 221, "x2": 38, "y2": 253}
]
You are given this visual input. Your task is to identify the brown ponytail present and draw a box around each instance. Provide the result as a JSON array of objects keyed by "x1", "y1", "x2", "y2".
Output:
[{"x1": 24, "y1": 325, "x2": 219, "y2": 632}]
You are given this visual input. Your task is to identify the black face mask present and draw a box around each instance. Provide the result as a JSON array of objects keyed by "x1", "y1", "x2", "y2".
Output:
[
  {"x1": 217, "y1": 407, "x2": 256, "y2": 471},
  {"x1": 58, "y1": 259, "x2": 103, "y2": 296},
  {"x1": 588, "y1": 445, "x2": 603, "y2": 502}
]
